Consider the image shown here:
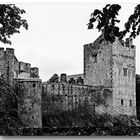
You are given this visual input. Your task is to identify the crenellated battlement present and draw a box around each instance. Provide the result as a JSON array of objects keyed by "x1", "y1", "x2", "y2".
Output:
[
  {"x1": 30, "y1": 67, "x2": 39, "y2": 78},
  {"x1": 0, "y1": 47, "x2": 4, "y2": 52},
  {"x1": 111, "y1": 38, "x2": 135, "y2": 59},
  {"x1": 0, "y1": 47, "x2": 15, "y2": 57},
  {"x1": 117, "y1": 37, "x2": 135, "y2": 50},
  {"x1": 0, "y1": 47, "x2": 40, "y2": 82},
  {"x1": 19, "y1": 61, "x2": 31, "y2": 73},
  {"x1": 6, "y1": 48, "x2": 14, "y2": 54},
  {"x1": 84, "y1": 37, "x2": 135, "y2": 51}
]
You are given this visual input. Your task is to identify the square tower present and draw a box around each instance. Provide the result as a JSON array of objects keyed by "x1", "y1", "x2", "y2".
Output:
[
  {"x1": 84, "y1": 34, "x2": 136, "y2": 116},
  {"x1": 0, "y1": 48, "x2": 19, "y2": 85}
]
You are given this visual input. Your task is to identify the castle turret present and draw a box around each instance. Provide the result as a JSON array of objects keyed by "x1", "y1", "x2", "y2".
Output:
[{"x1": 16, "y1": 78, "x2": 42, "y2": 128}]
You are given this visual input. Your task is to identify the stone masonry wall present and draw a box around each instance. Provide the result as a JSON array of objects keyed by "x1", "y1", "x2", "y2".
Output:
[
  {"x1": 16, "y1": 79, "x2": 42, "y2": 128},
  {"x1": 30, "y1": 67, "x2": 39, "y2": 78},
  {"x1": 112, "y1": 38, "x2": 136, "y2": 116},
  {"x1": 0, "y1": 48, "x2": 40, "y2": 85},
  {"x1": 42, "y1": 83, "x2": 113, "y2": 127},
  {"x1": 84, "y1": 35, "x2": 136, "y2": 116},
  {"x1": 84, "y1": 35, "x2": 112, "y2": 87}
]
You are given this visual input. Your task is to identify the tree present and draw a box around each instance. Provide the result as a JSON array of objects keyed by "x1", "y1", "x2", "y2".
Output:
[
  {"x1": 0, "y1": 76, "x2": 18, "y2": 114},
  {"x1": 47, "y1": 74, "x2": 59, "y2": 83},
  {"x1": 88, "y1": 4, "x2": 140, "y2": 43},
  {"x1": 0, "y1": 4, "x2": 28, "y2": 45}
]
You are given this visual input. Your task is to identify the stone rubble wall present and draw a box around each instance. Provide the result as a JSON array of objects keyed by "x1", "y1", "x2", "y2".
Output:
[
  {"x1": 112, "y1": 38, "x2": 136, "y2": 116},
  {"x1": 84, "y1": 35, "x2": 112, "y2": 87},
  {"x1": 15, "y1": 79, "x2": 42, "y2": 128},
  {"x1": 42, "y1": 83, "x2": 113, "y2": 127}
]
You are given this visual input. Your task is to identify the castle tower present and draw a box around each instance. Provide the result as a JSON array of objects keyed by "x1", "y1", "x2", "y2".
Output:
[
  {"x1": 0, "y1": 48, "x2": 18, "y2": 85},
  {"x1": 84, "y1": 34, "x2": 136, "y2": 116},
  {"x1": 16, "y1": 78, "x2": 42, "y2": 128}
]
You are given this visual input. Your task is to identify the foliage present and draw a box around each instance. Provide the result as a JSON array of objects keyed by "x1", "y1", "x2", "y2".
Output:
[
  {"x1": 75, "y1": 77, "x2": 84, "y2": 85},
  {"x1": 68, "y1": 77, "x2": 84, "y2": 85},
  {"x1": 68, "y1": 78, "x2": 75, "y2": 84},
  {"x1": 0, "y1": 4, "x2": 28, "y2": 45},
  {"x1": 42, "y1": 103, "x2": 140, "y2": 136},
  {"x1": 0, "y1": 83, "x2": 140, "y2": 136},
  {"x1": 0, "y1": 76, "x2": 25, "y2": 136},
  {"x1": 47, "y1": 74, "x2": 59, "y2": 83},
  {"x1": 124, "y1": 4, "x2": 140, "y2": 39},
  {"x1": 0, "y1": 113, "x2": 25, "y2": 136},
  {"x1": 0, "y1": 76, "x2": 18, "y2": 114},
  {"x1": 0, "y1": 77, "x2": 139, "y2": 136},
  {"x1": 88, "y1": 4, "x2": 140, "y2": 43},
  {"x1": 88, "y1": 4, "x2": 121, "y2": 43}
]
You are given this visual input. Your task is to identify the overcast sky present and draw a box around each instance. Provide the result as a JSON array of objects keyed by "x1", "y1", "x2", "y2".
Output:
[{"x1": 1, "y1": 3, "x2": 140, "y2": 81}]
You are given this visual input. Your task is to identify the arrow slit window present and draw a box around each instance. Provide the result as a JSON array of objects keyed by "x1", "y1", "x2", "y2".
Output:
[{"x1": 89, "y1": 54, "x2": 97, "y2": 63}]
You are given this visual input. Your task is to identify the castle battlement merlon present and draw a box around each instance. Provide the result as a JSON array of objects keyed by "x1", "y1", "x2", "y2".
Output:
[
  {"x1": 84, "y1": 37, "x2": 135, "y2": 60},
  {"x1": 0, "y1": 47, "x2": 4, "y2": 52},
  {"x1": 0, "y1": 47, "x2": 15, "y2": 56},
  {"x1": 5, "y1": 48, "x2": 14, "y2": 54},
  {"x1": 84, "y1": 37, "x2": 135, "y2": 49},
  {"x1": 112, "y1": 37, "x2": 135, "y2": 58}
]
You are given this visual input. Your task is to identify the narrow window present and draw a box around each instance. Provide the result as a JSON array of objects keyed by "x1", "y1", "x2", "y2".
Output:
[
  {"x1": 92, "y1": 54, "x2": 97, "y2": 63},
  {"x1": 121, "y1": 99, "x2": 123, "y2": 105},
  {"x1": 89, "y1": 54, "x2": 97, "y2": 63},
  {"x1": 29, "y1": 107, "x2": 32, "y2": 111},
  {"x1": 130, "y1": 100, "x2": 132, "y2": 107},
  {"x1": 33, "y1": 83, "x2": 36, "y2": 87},
  {"x1": 131, "y1": 45, "x2": 135, "y2": 49},
  {"x1": 123, "y1": 68, "x2": 127, "y2": 76}
]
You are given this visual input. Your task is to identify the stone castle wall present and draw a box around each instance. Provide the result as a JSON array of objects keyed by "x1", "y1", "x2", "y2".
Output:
[
  {"x1": 15, "y1": 78, "x2": 42, "y2": 128},
  {"x1": 112, "y1": 38, "x2": 136, "y2": 116},
  {"x1": 0, "y1": 47, "x2": 41, "y2": 128},
  {"x1": 84, "y1": 35, "x2": 112, "y2": 87},
  {"x1": 42, "y1": 82, "x2": 113, "y2": 127}
]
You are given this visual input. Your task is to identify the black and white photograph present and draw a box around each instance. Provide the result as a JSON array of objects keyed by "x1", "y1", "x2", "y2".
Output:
[{"x1": 0, "y1": 1, "x2": 140, "y2": 136}]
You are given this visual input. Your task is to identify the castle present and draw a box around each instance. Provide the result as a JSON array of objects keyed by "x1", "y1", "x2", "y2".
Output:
[{"x1": 0, "y1": 33, "x2": 136, "y2": 128}]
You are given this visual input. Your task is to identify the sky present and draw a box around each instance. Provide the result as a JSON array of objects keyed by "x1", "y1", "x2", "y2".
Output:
[{"x1": 1, "y1": 2, "x2": 140, "y2": 81}]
